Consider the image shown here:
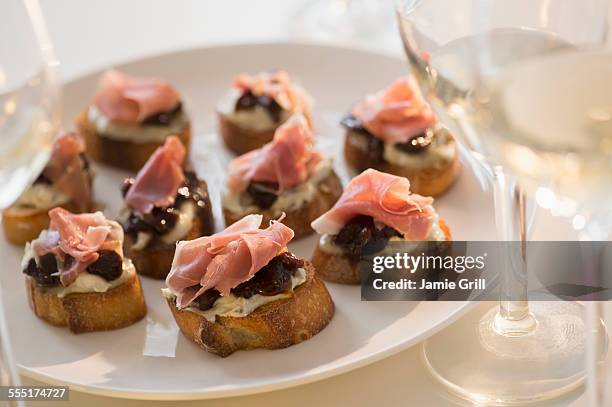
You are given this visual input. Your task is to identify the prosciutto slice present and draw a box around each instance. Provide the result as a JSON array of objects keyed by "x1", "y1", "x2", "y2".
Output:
[
  {"x1": 124, "y1": 135, "x2": 186, "y2": 214},
  {"x1": 311, "y1": 169, "x2": 435, "y2": 240},
  {"x1": 31, "y1": 208, "x2": 124, "y2": 286},
  {"x1": 42, "y1": 131, "x2": 91, "y2": 211},
  {"x1": 352, "y1": 76, "x2": 436, "y2": 144},
  {"x1": 166, "y1": 214, "x2": 294, "y2": 309},
  {"x1": 94, "y1": 69, "x2": 181, "y2": 124},
  {"x1": 226, "y1": 114, "x2": 322, "y2": 193},
  {"x1": 233, "y1": 70, "x2": 310, "y2": 113}
]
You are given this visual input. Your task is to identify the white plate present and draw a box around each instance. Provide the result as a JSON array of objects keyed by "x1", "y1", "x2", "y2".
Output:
[{"x1": 1, "y1": 43, "x2": 496, "y2": 400}]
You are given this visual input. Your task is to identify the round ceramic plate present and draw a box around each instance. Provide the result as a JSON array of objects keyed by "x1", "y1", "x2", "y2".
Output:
[{"x1": 0, "y1": 43, "x2": 497, "y2": 400}]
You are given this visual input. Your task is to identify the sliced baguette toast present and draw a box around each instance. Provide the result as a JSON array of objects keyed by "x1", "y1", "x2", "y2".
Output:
[
  {"x1": 124, "y1": 205, "x2": 214, "y2": 280},
  {"x1": 165, "y1": 261, "x2": 334, "y2": 357},
  {"x1": 76, "y1": 110, "x2": 191, "y2": 172},
  {"x1": 25, "y1": 270, "x2": 147, "y2": 333},
  {"x1": 344, "y1": 129, "x2": 460, "y2": 197},
  {"x1": 2, "y1": 198, "x2": 91, "y2": 246},
  {"x1": 223, "y1": 170, "x2": 343, "y2": 239},
  {"x1": 217, "y1": 112, "x2": 276, "y2": 155},
  {"x1": 311, "y1": 219, "x2": 452, "y2": 284}
]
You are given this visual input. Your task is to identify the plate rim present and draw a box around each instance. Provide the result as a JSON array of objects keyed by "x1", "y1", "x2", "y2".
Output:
[{"x1": 15, "y1": 41, "x2": 474, "y2": 400}]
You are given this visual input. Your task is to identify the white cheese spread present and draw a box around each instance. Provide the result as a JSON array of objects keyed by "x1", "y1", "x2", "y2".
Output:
[
  {"x1": 222, "y1": 159, "x2": 333, "y2": 215},
  {"x1": 162, "y1": 267, "x2": 307, "y2": 322},
  {"x1": 88, "y1": 105, "x2": 189, "y2": 143}
]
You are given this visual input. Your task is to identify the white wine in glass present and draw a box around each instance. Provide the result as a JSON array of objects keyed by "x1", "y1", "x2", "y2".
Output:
[
  {"x1": 0, "y1": 0, "x2": 60, "y2": 403},
  {"x1": 397, "y1": 0, "x2": 608, "y2": 404}
]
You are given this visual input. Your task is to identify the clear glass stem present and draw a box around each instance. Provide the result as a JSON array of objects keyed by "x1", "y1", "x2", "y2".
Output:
[
  {"x1": 492, "y1": 166, "x2": 536, "y2": 335},
  {"x1": 580, "y1": 215, "x2": 610, "y2": 407}
]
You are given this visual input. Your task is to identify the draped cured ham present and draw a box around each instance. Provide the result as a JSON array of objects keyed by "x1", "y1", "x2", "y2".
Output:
[
  {"x1": 30, "y1": 208, "x2": 124, "y2": 286},
  {"x1": 94, "y1": 69, "x2": 181, "y2": 124},
  {"x1": 311, "y1": 169, "x2": 436, "y2": 240},
  {"x1": 226, "y1": 114, "x2": 322, "y2": 193},
  {"x1": 166, "y1": 214, "x2": 294, "y2": 309},
  {"x1": 42, "y1": 131, "x2": 91, "y2": 211},
  {"x1": 233, "y1": 70, "x2": 310, "y2": 113},
  {"x1": 124, "y1": 135, "x2": 186, "y2": 214},
  {"x1": 352, "y1": 76, "x2": 436, "y2": 144}
]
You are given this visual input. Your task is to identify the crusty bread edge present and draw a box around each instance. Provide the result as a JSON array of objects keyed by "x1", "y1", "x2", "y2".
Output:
[
  {"x1": 26, "y1": 271, "x2": 147, "y2": 333},
  {"x1": 217, "y1": 111, "x2": 277, "y2": 155},
  {"x1": 165, "y1": 261, "x2": 335, "y2": 357},
  {"x1": 76, "y1": 110, "x2": 191, "y2": 172},
  {"x1": 223, "y1": 170, "x2": 343, "y2": 239},
  {"x1": 311, "y1": 220, "x2": 453, "y2": 285},
  {"x1": 344, "y1": 129, "x2": 460, "y2": 197},
  {"x1": 2, "y1": 197, "x2": 93, "y2": 246}
]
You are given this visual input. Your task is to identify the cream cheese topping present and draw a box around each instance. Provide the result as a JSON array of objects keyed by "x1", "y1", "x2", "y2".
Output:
[
  {"x1": 162, "y1": 267, "x2": 307, "y2": 322},
  {"x1": 216, "y1": 87, "x2": 312, "y2": 132},
  {"x1": 23, "y1": 257, "x2": 136, "y2": 298},
  {"x1": 53, "y1": 258, "x2": 135, "y2": 298},
  {"x1": 222, "y1": 158, "x2": 333, "y2": 215},
  {"x1": 14, "y1": 183, "x2": 69, "y2": 210},
  {"x1": 350, "y1": 126, "x2": 457, "y2": 170},
  {"x1": 126, "y1": 201, "x2": 196, "y2": 251},
  {"x1": 318, "y1": 214, "x2": 447, "y2": 255},
  {"x1": 88, "y1": 105, "x2": 189, "y2": 143},
  {"x1": 160, "y1": 201, "x2": 195, "y2": 244}
]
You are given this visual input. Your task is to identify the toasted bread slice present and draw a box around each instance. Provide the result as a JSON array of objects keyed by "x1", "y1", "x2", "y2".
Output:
[
  {"x1": 217, "y1": 111, "x2": 315, "y2": 155},
  {"x1": 223, "y1": 170, "x2": 343, "y2": 239},
  {"x1": 2, "y1": 198, "x2": 91, "y2": 246},
  {"x1": 166, "y1": 261, "x2": 334, "y2": 357},
  {"x1": 217, "y1": 112, "x2": 276, "y2": 155},
  {"x1": 76, "y1": 110, "x2": 191, "y2": 172},
  {"x1": 311, "y1": 219, "x2": 452, "y2": 284},
  {"x1": 344, "y1": 129, "x2": 460, "y2": 197},
  {"x1": 124, "y1": 204, "x2": 214, "y2": 280},
  {"x1": 25, "y1": 270, "x2": 147, "y2": 333}
]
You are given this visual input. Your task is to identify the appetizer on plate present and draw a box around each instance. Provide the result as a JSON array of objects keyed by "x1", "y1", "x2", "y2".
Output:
[
  {"x1": 2, "y1": 131, "x2": 93, "y2": 245},
  {"x1": 217, "y1": 69, "x2": 313, "y2": 155},
  {"x1": 22, "y1": 208, "x2": 147, "y2": 333},
  {"x1": 310, "y1": 169, "x2": 451, "y2": 284},
  {"x1": 222, "y1": 114, "x2": 342, "y2": 239},
  {"x1": 120, "y1": 136, "x2": 214, "y2": 279},
  {"x1": 77, "y1": 69, "x2": 191, "y2": 171},
  {"x1": 163, "y1": 214, "x2": 335, "y2": 357},
  {"x1": 342, "y1": 76, "x2": 460, "y2": 197}
]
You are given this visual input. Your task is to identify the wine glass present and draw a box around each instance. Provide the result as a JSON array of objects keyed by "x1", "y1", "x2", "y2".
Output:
[
  {"x1": 289, "y1": 0, "x2": 399, "y2": 53},
  {"x1": 0, "y1": 0, "x2": 60, "y2": 401},
  {"x1": 397, "y1": 0, "x2": 609, "y2": 404},
  {"x1": 1, "y1": 0, "x2": 60, "y2": 208}
]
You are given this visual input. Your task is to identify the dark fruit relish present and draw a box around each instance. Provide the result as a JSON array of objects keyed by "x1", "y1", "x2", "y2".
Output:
[
  {"x1": 333, "y1": 215, "x2": 402, "y2": 261},
  {"x1": 235, "y1": 90, "x2": 283, "y2": 123},
  {"x1": 141, "y1": 102, "x2": 183, "y2": 126},
  {"x1": 341, "y1": 113, "x2": 433, "y2": 163},
  {"x1": 24, "y1": 250, "x2": 123, "y2": 286},
  {"x1": 192, "y1": 252, "x2": 305, "y2": 311},
  {"x1": 246, "y1": 181, "x2": 280, "y2": 209},
  {"x1": 121, "y1": 170, "x2": 213, "y2": 238}
]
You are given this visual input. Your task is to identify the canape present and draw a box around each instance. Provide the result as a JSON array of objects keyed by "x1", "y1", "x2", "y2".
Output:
[
  {"x1": 120, "y1": 136, "x2": 214, "y2": 279},
  {"x1": 222, "y1": 114, "x2": 342, "y2": 239},
  {"x1": 77, "y1": 69, "x2": 191, "y2": 171},
  {"x1": 310, "y1": 169, "x2": 451, "y2": 284},
  {"x1": 22, "y1": 208, "x2": 147, "y2": 333},
  {"x1": 163, "y1": 214, "x2": 335, "y2": 357},
  {"x1": 342, "y1": 76, "x2": 460, "y2": 196},
  {"x1": 217, "y1": 70, "x2": 313, "y2": 155},
  {"x1": 2, "y1": 131, "x2": 93, "y2": 245}
]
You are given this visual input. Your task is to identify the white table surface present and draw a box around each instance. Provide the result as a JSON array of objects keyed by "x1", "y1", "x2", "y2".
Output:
[{"x1": 19, "y1": 1, "x2": 611, "y2": 405}]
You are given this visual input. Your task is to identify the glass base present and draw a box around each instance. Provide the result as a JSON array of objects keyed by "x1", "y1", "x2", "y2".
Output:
[{"x1": 423, "y1": 299, "x2": 609, "y2": 405}]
